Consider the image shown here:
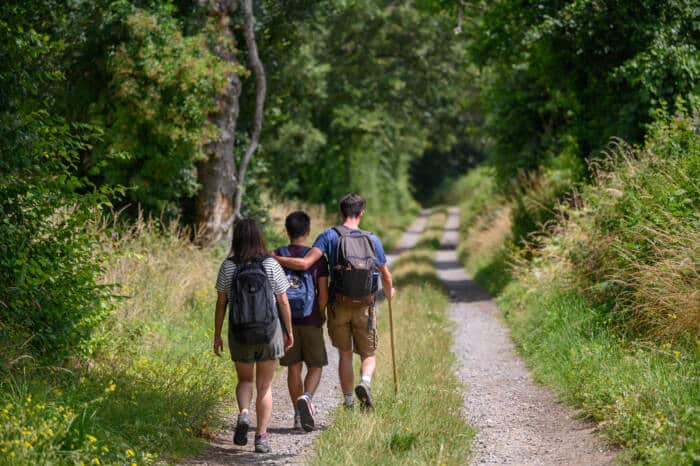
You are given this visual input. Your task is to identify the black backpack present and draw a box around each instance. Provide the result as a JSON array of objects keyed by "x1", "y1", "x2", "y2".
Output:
[
  {"x1": 332, "y1": 225, "x2": 378, "y2": 299},
  {"x1": 228, "y1": 258, "x2": 278, "y2": 345}
]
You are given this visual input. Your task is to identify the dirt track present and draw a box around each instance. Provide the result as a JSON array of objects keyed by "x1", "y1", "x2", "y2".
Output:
[
  {"x1": 182, "y1": 213, "x2": 429, "y2": 465},
  {"x1": 437, "y1": 207, "x2": 616, "y2": 465}
]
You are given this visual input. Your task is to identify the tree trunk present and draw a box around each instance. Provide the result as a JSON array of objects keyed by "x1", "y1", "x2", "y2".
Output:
[
  {"x1": 196, "y1": 1, "x2": 241, "y2": 245},
  {"x1": 233, "y1": 0, "x2": 267, "y2": 218}
]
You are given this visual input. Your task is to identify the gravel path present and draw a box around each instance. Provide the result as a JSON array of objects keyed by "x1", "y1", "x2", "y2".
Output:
[
  {"x1": 182, "y1": 212, "x2": 429, "y2": 465},
  {"x1": 437, "y1": 207, "x2": 616, "y2": 466}
]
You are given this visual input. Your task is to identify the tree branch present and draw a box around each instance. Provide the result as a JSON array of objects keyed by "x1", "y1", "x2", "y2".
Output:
[{"x1": 233, "y1": 0, "x2": 266, "y2": 219}]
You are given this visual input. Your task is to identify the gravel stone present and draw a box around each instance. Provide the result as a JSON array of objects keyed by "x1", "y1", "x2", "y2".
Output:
[{"x1": 437, "y1": 207, "x2": 617, "y2": 465}]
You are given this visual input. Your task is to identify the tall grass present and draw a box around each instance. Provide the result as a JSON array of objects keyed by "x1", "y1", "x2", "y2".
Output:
[
  {"x1": 0, "y1": 201, "x2": 333, "y2": 465},
  {"x1": 308, "y1": 209, "x2": 475, "y2": 465}
]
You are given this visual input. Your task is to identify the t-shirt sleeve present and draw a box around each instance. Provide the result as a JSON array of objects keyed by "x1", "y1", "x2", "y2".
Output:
[
  {"x1": 215, "y1": 260, "x2": 233, "y2": 293},
  {"x1": 312, "y1": 229, "x2": 333, "y2": 257},
  {"x1": 371, "y1": 235, "x2": 387, "y2": 267},
  {"x1": 266, "y1": 258, "x2": 290, "y2": 295}
]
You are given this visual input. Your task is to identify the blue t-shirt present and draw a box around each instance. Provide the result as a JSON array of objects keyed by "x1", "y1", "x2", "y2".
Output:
[{"x1": 313, "y1": 227, "x2": 387, "y2": 272}]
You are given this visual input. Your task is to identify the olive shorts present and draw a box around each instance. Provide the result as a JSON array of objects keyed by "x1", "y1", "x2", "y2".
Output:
[
  {"x1": 280, "y1": 325, "x2": 328, "y2": 368},
  {"x1": 229, "y1": 321, "x2": 285, "y2": 363},
  {"x1": 327, "y1": 303, "x2": 377, "y2": 357}
]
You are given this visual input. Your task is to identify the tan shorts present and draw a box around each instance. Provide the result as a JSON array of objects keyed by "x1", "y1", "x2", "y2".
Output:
[
  {"x1": 280, "y1": 325, "x2": 328, "y2": 368},
  {"x1": 327, "y1": 303, "x2": 377, "y2": 357}
]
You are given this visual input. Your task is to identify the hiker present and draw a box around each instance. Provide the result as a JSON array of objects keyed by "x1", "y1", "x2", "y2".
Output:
[
  {"x1": 273, "y1": 193, "x2": 395, "y2": 410},
  {"x1": 275, "y1": 211, "x2": 329, "y2": 432},
  {"x1": 213, "y1": 218, "x2": 294, "y2": 454}
]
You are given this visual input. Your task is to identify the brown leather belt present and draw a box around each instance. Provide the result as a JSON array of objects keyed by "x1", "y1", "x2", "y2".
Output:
[{"x1": 334, "y1": 293, "x2": 375, "y2": 307}]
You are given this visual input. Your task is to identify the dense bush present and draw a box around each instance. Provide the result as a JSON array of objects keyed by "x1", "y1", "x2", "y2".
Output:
[
  {"x1": 0, "y1": 2, "x2": 112, "y2": 361},
  {"x1": 567, "y1": 106, "x2": 699, "y2": 339},
  {"x1": 468, "y1": 0, "x2": 700, "y2": 185}
]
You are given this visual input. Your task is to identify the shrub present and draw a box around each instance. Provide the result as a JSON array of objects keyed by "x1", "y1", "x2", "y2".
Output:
[
  {"x1": 573, "y1": 106, "x2": 700, "y2": 339},
  {"x1": 0, "y1": 4, "x2": 113, "y2": 362},
  {"x1": 519, "y1": 105, "x2": 700, "y2": 340}
]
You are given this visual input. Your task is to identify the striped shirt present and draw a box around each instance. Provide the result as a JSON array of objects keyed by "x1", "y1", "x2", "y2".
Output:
[{"x1": 215, "y1": 257, "x2": 289, "y2": 303}]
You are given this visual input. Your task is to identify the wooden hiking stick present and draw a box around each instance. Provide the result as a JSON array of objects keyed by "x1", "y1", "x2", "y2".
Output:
[{"x1": 387, "y1": 294, "x2": 398, "y2": 395}]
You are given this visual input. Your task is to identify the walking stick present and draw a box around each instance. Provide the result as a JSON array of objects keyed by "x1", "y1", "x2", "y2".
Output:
[{"x1": 387, "y1": 293, "x2": 399, "y2": 395}]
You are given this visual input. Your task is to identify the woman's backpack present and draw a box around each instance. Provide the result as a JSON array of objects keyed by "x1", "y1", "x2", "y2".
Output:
[
  {"x1": 228, "y1": 258, "x2": 278, "y2": 344},
  {"x1": 276, "y1": 246, "x2": 316, "y2": 319},
  {"x1": 332, "y1": 226, "x2": 378, "y2": 299}
]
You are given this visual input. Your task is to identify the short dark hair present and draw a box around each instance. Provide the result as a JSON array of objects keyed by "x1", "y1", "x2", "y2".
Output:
[
  {"x1": 231, "y1": 218, "x2": 268, "y2": 263},
  {"x1": 285, "y1": 211, "x2": 311, "y2": 239},
  {"x1": 339, "y1": 193, "x2": 365, "y2": 218}
]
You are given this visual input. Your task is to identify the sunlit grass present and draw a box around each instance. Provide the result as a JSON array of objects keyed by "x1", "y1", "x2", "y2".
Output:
[{"x1": 308, "y1": 208, "x2": 474, "y2": 465}]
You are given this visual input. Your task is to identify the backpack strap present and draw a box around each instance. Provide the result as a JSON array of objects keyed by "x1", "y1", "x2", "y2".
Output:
[{"x1": 277, "y1": 246, "x2": 291, "y2": 257}]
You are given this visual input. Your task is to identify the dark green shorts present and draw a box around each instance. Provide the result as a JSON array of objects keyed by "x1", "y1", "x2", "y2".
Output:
[
  {"x1": 229, "y1": 322, "x2": 285, "y2": 363},
  {"x1": 280, "y1": 325, "x2": 328, "y2": 368}
]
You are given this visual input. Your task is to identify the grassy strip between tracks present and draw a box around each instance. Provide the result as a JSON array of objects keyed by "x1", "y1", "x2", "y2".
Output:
[{"x1": 308, "y1": 208, "x2": 475, "y2": 466}]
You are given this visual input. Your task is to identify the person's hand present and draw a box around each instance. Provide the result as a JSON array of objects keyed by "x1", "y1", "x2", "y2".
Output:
[
  {"x1": 387, "y1": 287, "x2": 396, "y2": 301},
  {"x1": 284, "y1": 331, "x2": 294, "y2": 351},
  {"x1": 213, "y1": 335, "x2": 224, "y2": 357}
]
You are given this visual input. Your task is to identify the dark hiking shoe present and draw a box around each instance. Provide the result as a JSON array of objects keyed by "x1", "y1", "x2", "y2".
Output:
[
  {"x1": 354, "y1": 382, "x2": 374, "y2": 411},
  {"x1": 293, "y1": 412, "x2": 302, "y2": 430},
  {"x1": 254, "y1": 433, "x2": 271, "y2": 453},
  {"x1": 233, "y1": 413, "x2": 250, "y2": 446},
  {"x1": 296, "y1": 395, "x2": 316, "y2": 432}
]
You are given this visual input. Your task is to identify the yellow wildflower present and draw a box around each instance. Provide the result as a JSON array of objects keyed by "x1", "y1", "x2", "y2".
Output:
[
  {"x1": 126, "y1": 448, "x2": 135, "y2": 458},
  {"x1": 102, "y1": 446, "x2": 109, "y2": 453},
  {"x1": 92, "y1": 458, "x2": 101, "y2": 465},
  {"x1": 86, "y1": 434, "x2": 97, "y2": 443}
]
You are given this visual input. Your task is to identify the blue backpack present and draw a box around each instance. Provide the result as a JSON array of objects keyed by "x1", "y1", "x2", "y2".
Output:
[{"x1": 277, "y1": 246, "x2": 316, "y2": 319}]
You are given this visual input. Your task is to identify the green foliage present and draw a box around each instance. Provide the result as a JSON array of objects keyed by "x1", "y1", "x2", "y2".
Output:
[
  {"x1": 467, "y1": 0, "x2": 700, "y2": 185},
  {"x1": 409, "y1": 141, "x2": 486, "y2": 205},
  {"x1": 0, "y1": 1, "x2": 113, "y2": 360},
  {"x1": 258, "y1": 0, "x2": 473, "y2": 218},
  {"x1": 1, "y1": 218, "x2": 234, "y2": 465},
  {"x1": 83, "y1": 2, "x2": 237, "y2": 212},
  {"x1": 564, "y1": 105, "x2": 700, "y2": 338}
]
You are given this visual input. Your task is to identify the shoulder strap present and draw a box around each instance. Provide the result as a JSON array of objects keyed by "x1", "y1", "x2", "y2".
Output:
[{"x1": 277, "y1": 246, "x2": 291, "y2": 257}]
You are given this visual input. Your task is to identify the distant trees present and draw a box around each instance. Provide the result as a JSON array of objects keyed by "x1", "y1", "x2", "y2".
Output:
[{"x1": 464, "y1": 0, "x2": 700, "y2": 185}]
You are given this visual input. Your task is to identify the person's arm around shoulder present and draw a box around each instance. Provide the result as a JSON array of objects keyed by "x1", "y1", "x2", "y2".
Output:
[{"x1": 273, "y1": 246, "x2": 323, "y2": 271}]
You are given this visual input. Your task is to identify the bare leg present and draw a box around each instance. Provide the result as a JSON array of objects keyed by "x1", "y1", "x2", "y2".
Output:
[
  {"x1": 338, "y1": 350, "x2": 354, "y2": 394},
  {"x1": 360, "y1": 355, "x2": 376, "y2": 379},
  {"x1": 304, "y1": 366, "x2": 322, "y2": 395},
  {"x1": 235, "y1": 361, "x2": 255, "y2": 414},
  {"x1": 255, "y1": 359, "x2": 277, "y2": 434},
  {"x1": 287, "y1": 362, "x2": 304, "y2": 408}
]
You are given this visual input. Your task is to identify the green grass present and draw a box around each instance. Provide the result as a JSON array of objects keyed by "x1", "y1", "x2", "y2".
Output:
[
  {"x1": 308, "y1": 209, "x2": 475, "y2": 465},
  {"x1": 0, "y1": 221, "x2": 236, "y2": 466},
  {"x1": 499, "y1": 284, "x2": 700, "y2": 464}
]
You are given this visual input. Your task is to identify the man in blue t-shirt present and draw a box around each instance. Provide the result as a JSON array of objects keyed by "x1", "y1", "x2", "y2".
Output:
[{"x1": 273, "y1": 193, "x2": 395, "y2": 410}]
